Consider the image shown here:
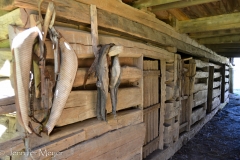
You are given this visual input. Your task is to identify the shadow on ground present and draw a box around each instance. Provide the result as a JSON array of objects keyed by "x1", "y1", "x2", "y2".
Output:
[{"x1": 170, "y1": 93, "x2": 240, "y2": 160}]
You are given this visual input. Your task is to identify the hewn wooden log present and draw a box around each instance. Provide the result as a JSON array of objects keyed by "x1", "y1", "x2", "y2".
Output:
[
  {"x1": 195, "y1": 59, "x2": 209, "y2": 68},
  {"x1": 0, "y1": 137, "x2": 24, "y2": 157},
  {"x1": 214, "y1": 72, "x2": 221, "y2": 78},
  {"x1": 55, "y1": 123, "x2": 145, "y2": 160},
  {"x1": 195, "y1": 71, "x2": 208, "y2": 79},
  {"x1": 213, "y1": 81, "x2": 221, "y2": 88},
  {"x1": 0, "y1": 104, "x2": 15, "y2": 115},
  {"x1": 165, "y1": 101, "x2": 180, "y2": 120},
  {"x1": 0, "y1": 96, "x2": 15, "y2": 106},
  {"x1": 193, "y1": 90, "x2": 207, "y2": 107},
  {"x1": 0, "y1": 8, "x2": 36, "y2": 41},
  {"x1": 46, "y1": 66, "x2": 142, "y2": 87},
  {"x1": 225, "y1": 83, "x2": 229, "y2": 91},
  {"x1": 213, "y1": 88, "x2": 221, "y2": 98},
  {"x1": 212, "y1": 97, "x2": 220, "y2": 110},
  {"x1": 56, "y1": 87, "x2": 142, "y2": 126},
  {"x1": 209, "y1": 63, "x2": 221, "y2": 69},
  {"x1": 26, "y1": 109, "x2": 143, "y2": 159},
  {"x1": 194, "y1": 83, "x2": 208, "y2": 93},
  {"x1": 163, "y1": 120, "x2": 179, "y2": 147},
  {"x1": 191, "y1": 107, "x2": 206, "y2": 125},
  {"x1": 166, "y1": 71, "x2": 174, "y2": 82},
  {"x1": 9, "y1": 0, "x2": 229, "y2": 64}
]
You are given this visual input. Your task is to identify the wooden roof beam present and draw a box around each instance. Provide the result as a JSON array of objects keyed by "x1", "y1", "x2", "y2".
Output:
[
  {"x1": 178, "y1": 12, "x2": 240, "y2": 33},
  {"x1": 198, "y1": 35, "x2": 240, "y2": 44},
  {"x1": 189, "y1": 29, "x2": 240, "y2": 39},
  {"x1": 151, "y1": 0, "x2": 219, "y2": 12},
  {"x1": 205, "y1": 44, "x2": 240, "y2": 49},
  {"x1": 133, "y1": 0, "x2": 181, "y2": 9},
  {"x1": 217, "y1": 53, "x2": 240, "y2": 58}
]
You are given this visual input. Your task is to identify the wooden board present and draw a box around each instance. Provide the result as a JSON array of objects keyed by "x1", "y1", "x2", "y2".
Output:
[
  {"x1": 191, "y1": 107, "x2": 206, "y2": 125},
  {"x1": 212, "y1": 88, "x2": 221, "y2": 99},
  {"x1": 163, "y1": 120, "x2": 179, "y2": 147},
  {"x1": 25, "y1": 109, "x2": 143, "y2": 159},
  {"x1": 225, "y1": 83, "x2": 229, "y2": 91},
  {"x1": 46, "y1": 66, "x2": 142, "y2": 87},
  {"x1": 165, "y1": 101, "x2": 180, "y2": 120},
  {"x1": 56, "y1": 87, "x2": 142, "y2": 126},
  {"x1": 159, "y1": 60, "x2": 166, "y2": 149},
  {"x1": 213, "y1": 81, "x2": 221, "y2": 88},
  {"x1": 54, "y1": 123, "x2": 145, "y2": 160},
  {"x1": 144, "y1": 104, "x2": 160, "y2": 145},
  {"x1": 195, "y1": 71, "x2": 208, "y2": 79},
  {"x1": 143, "y1": 137, "x2": 159, "y2": 159},
  {"x1": 195, "y1": 59, "x2": 209, "y2": 68},
  {"x1": 212, "y1": 97, "x2": 220, "y2": 111},
  {"x1": 193, "y1": 90, "x2": 207, "y2": 107},
  {"x1": 214, "y1": 72, "x2": 221, "y2": 79},
  {"x1": 193, "y1": 83, "x2": 207, "y2": 93}
]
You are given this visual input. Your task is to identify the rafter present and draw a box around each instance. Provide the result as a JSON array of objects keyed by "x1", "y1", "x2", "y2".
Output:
[
  {"x1": 133, "y1": 0, "x2": 181, "y2": 9},
  {"x1": 205, "y1": 44, "x2": 240, "y2": 49},
  {"x1": 198, "y1": 35, "x2": 240, "y2": 44},
  {"x1": 178, "y1": 12, "x2": 240, "y2": 33},
  {"x1": 151, "y1": 0, "x2": 219, "y2": 12},
  {"x1": 217, "y1": 53, "x2": 240, "y2": 57}
]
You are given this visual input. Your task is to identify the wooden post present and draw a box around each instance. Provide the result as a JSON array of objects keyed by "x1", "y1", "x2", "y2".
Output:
[
  {"x1": 221, "y1": 64, "x2": 226, "y2": 103},
  {"x1": 186, "y1": 59, "x2": 196, "y2": 131},
  {"x1": 229, "y1": 67, "x2": 233, "y2": 93},
  {"x1": 90, "y1": 5, "x2": 99, "y2": 57},
  {"x1": 159, "y1": 60, "x2": 166, "y2": 150},
  {"x1": 207, "y1": 66, "x2": 214, "y2": 113}
]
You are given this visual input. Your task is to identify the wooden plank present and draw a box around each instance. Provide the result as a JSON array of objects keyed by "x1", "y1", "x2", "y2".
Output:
[
  {"x1": 214, "y1": 72, "x2": 221, "y2": 78},
  {"x1": 212, "y1": 97, "x2": 220, "y2": 110},
  {"x1": 177, "y1": 11, "x2": 240, "y2": 33},
  {"x1": 151, "y1": 0, "x2": 219, "y2": 12},
  {"x1": 209, "y1": 63, "x2": 221, "y2": 69},
  {"x1": 0, "y1": 104, "x2": 15, "y2": 115},
  {"x1": 166, "y1": 71, "x2": 174, "y2": 82},
  {"x1": 0, "y1": 137, "x2": 24, "y2": 157},
  {"x1": 186, "y1": 59, "x2": 196, "y2": 131},
  {"x1": 46, "y1": 66, "x2": 142, "y2": 87},
  {"x1": 213, "y1": 88, "x2": 221, "y2": 99},
  {"x1": 198, "y1": 35, "x2": 240, "y2": 44},
  {"x1": 195, "y1": 71, "x2": 208, "y2": 79},
  {"x1": 143, "y1": 70, "x2": 161, "y2": 77},
  {"x1": 225, "y1": 83, "x2": 229, "y2": 91},
  {"x1": 0, "y1": 8, "x2": 36, "y2": 41},
  {"x1": 56, "y1": 87, "x2": 142, "y2": 126},
  {"x1": 191, "y1": 107, "x2": 206, "y2": 125},
  {"x1": 193, "y1": 90, "x2": 208, "y2": 107},
  {"x1": 133, "y1": 0, "x2": 181, "y2": 8},
  {"x1": 194, "y1": 83, "x2": 208, "y2": 93},
  {"x1": 11, "y1": 0, "x2": 228, "y2": 64},
  {"x1": 55, "y1": 123, "x2": 145, "y2": 160},
  {"x1": 143, "y1": 137, "x2": 159, "y2": 159},
  {"x1": 189, "y1": 29, "x2": 240, "y2": 39},
  {"x1": 0, "y1": 96, "x2": 15, "y2": 106},
  {"x1": 159, "y1": 60, "x2": 166, "y2": 149},
  {"x1": 213, "y1": 81, "x2": 221, "y2": 88},
  {"x1": 221, "y1": 64, "x2": 226, "y2": 103},
  {"x1": 165, "y1": 101, "x2": 180, "y2": 120},
  {"x1": 207, "y1": 66, "x2": 214, "y2": 113},
  {"x1": 195, "y1": 59, "x2": 209, "y2": 68},
  {"x1": 225, "y1": 71, "x2": 229, "y2": 76},
  {"x1": 27, "y1": 109, "x2": 143, "y2": 159},
  {"x1": 144, "y1": 103, "x2": 160, "y2": 114}
]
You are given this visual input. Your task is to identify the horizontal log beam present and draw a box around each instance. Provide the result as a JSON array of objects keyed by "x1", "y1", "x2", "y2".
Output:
[
  {"x1": 9, "y1": 0, "x2": 228, "y2": 64},
  {"x1": 57, "y1": 87, "x2": 142, "y2": 126},
  {"x1": 205, "y1": 44, "x2": 240, "y2": 50},
  {"x1": 151, "y1": 0, "x2": 219, "y2": 12},
  {"x1": 198, "y1": 35, "x2": 240, "y2": 45},
  {"x1": 217, "y1": 53, "x2": 240, "y2": 57},
  {"x1": 189, "y1": 29, "x2": 240, "y2": 39},
  {"x1": 133, "y1": 0, "x2": 181, "y2": 8},
  {"x1": 177, "y1": 12, "x2": 240, "y2": 33},
  {"x1": 212, "y1": 48, "x2": 240, "y2": 53}
]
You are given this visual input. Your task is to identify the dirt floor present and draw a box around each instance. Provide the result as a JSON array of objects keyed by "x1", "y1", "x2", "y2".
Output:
[{"x1": 171, "y1": 92, "x2": 240, "y2": 160}]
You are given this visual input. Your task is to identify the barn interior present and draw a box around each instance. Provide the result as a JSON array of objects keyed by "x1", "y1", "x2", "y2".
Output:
[{"x1": 0, "y1": 0, "x2": 239, "y2": 159}]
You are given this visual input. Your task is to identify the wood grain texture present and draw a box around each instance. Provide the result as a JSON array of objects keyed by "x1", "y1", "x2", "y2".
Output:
[{"x1": 56, "y1": 87, "x2": 142, "y2": 126}]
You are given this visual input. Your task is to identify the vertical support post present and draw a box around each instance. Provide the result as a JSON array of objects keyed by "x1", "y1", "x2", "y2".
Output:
[
  {"x1": 221, "y1": 64, "x2": 226, "y2": 103},
  {"x1": 186, "y1": 59, "x2": 196, "y2": 131},
  {"x1": 207, "y1": 66, "x2": 214, "y2": 113},
  {"x1": 159, "y1": 60, "x2": 166, "y2": 150},
  {"x1": 229, "y1": 67, "x2": 234, "y2": 93},
  {"x1": 90, "y1": 5, "x2": 99, "y2": 57}
]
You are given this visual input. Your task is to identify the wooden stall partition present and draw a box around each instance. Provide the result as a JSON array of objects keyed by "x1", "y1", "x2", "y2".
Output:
[
  {"x1": 163, "y1": 54, "x2": 181, "y2": 148},
  {"x1": 142, "y1": 60, "x2": 160, "y2": 158}
]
